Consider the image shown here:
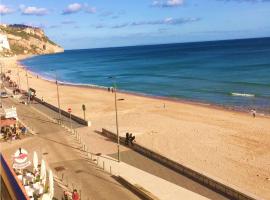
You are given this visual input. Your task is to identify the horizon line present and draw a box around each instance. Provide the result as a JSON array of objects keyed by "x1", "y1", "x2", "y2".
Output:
[{"x1": 64, "y1": 36, "x2": 270, "y2": 51}]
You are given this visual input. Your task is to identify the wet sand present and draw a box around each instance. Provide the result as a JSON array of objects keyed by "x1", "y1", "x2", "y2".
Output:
[{"x1": 2, "y1": 55, "x2": 270, "y2": 199}]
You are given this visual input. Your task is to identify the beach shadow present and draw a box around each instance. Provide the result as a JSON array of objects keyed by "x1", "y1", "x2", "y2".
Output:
[
  {"x1": 36, "y1": 135, "x2": 82, "y2": 151},
  {"x1": 51, "y1": 159, "x2": 123, "y2": 188},
  {"x1": 94, "y1": 130, "x2": 116, "y2": 143},
  {"x1": 19, "y1": 114, "x2": 57, "y2": 124}
]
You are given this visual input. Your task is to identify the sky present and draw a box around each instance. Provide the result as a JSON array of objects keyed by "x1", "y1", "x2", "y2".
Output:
[{"x1": 0, "y1": 0, "x2": 270, "y2": 49}]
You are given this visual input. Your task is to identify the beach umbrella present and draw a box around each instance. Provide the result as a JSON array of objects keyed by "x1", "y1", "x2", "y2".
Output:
[
  {"x1": 40, "y1": 160, "x2": 46, "y2": 186},
  {"x1": 33, "y1": 151, "x2": 38, "y2": 172},
  {"x1": 41, "y1": 167, "x2": 47, "y2": 186},
  {"x1": 49, "y1": 170, "x2": 54, "y2": 199},
  {"x1": 41, "y1": 194, "x2": 51, "y2": 200},
  {"x1": 13, "y1": 148, "x2": 31, "y2": 170}
]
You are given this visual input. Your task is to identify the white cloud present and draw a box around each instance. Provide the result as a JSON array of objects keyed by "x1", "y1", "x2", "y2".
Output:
[
  {"x1": 20, "y1": 5, "x2": 48, "y2": 16},
  {"x1": 0, "y1": 4, "x2": 14, "y2": 15},
  {"x1": 62, "y1": 3, "x2": 82, "y2": 14},
  {"x1": 62, "y1": 3, "x2": 96, "y2": 14},
  {"x1": 152, "y1": 0, "x2": 184, "y2": 7},
  {"x1": 97, "y1": 17, "x2": 200, "y2": 29}
]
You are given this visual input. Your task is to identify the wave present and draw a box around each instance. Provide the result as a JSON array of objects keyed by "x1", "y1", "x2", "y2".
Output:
[{"x1": 231, "y1": 92, "x2": 255, "y2": 97}]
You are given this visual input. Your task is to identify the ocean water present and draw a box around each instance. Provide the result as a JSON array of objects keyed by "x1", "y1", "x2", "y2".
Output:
[{"x1": 21, "y1": 37, "x2": 270, "y2": 113}]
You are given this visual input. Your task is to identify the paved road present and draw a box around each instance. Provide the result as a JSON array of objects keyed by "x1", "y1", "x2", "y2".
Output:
[{"x1": 1, "y1": 97, "x2": 141, "y2": 200}]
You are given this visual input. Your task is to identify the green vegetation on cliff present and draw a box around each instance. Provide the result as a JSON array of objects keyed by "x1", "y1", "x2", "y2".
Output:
[{"x1": 0, "y1": 24, "x2": 63, "y2": 56}]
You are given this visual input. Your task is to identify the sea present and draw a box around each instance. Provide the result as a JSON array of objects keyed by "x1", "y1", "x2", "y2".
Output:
[{"x1": 21, "y1": 37, "x2": 270, "y2": 113}]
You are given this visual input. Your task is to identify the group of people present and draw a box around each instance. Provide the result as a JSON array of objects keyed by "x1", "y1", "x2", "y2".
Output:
[
  {"x1": 125, "y1": 132, "x2": 136, "y2": 146},
  {"x1": 1, "y1": 124, "x2": 27, "y2": 141},
  {"x1": 107, "y1": 87, "x2": 115, "y2": 93}
]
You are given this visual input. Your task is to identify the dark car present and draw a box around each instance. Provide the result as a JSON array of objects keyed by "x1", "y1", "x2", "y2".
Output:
[{"x1": 0, "y1": 92, "x2": 8, "y2": 98}]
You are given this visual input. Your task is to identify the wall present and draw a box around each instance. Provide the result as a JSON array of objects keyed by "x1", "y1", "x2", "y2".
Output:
[
  {"x1": 33, "y1": 96, "x2": 90, "y2": 126},
  {"x1": 0, "y1": 154, "x2": 30, "y2": 200},
  {"x1": 0, "y1": 34, "x2": 10, "y2": 51}
]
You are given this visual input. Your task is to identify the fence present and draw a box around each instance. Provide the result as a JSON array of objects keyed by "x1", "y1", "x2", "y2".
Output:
[{"x1": 101, "y1": 128, "x2": 260, "y2": 200}]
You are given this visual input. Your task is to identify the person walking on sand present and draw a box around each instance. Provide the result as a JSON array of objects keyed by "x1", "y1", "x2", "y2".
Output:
[{"x1": 251, "y1": 109, "x2": 256, "y2": 118}]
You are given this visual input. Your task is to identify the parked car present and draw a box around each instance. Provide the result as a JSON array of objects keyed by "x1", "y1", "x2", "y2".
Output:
[{"x1": 0, "y1": 92, "x2": 8, "y2": 98}]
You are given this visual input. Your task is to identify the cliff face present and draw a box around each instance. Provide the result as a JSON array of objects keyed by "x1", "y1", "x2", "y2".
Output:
[{"x1": 0, "y1": 24, "x2": 64, "y2": 57}]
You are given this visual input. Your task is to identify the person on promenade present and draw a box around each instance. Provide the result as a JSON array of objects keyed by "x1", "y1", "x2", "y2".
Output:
[
  {"x1": 129, "y1": 133, "x2": 136, "y2": 146},
  {"x1": 72, "y1": 189, "x2": 80, "y2": 200},
  {"x1": 130, "y1": 136, "x2": 136, "y2": 145},
  {"x1": 125, "y1": 132, "x2": 130, "y2": 145},
  {"x1": 62, "y1": 191, "x2": 69, "y2": 200}
]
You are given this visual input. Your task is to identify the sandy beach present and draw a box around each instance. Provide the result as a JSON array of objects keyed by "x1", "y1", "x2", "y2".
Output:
[{"x1": 2, "y1": 55, "x2": 270, "y2": 199}]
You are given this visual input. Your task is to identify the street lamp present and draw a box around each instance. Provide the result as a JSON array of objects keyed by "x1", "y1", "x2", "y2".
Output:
[
  {"x1": 109, "y1": 76, "x2": 120, "y2": 162},
  {"x1": 26, "y1": 70, "x2": 30, "y2": 104},
  {"x1": 53, "y1": 70, "x2": 62, "y2": 124},
  {"x1": 17, "y1": 69, "x2": 21, "y2": 90}
]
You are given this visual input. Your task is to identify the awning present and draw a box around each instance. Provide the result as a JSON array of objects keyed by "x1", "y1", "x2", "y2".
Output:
[{"x1": 0, "y1": 118, "x2": 17, "y2": 126}]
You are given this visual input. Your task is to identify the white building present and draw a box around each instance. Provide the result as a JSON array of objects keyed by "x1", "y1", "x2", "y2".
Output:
[{"x1": 0, "y1": 34, "x2": 10, "y2": 51}]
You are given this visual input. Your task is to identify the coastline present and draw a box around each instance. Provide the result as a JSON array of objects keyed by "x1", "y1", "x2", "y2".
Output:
[
  {"x1": 18, "y1": 55, "x2": 269, "y2": 118},
  {"x1": 2, "y1": 55, "x2": 270, "y2": 199}
]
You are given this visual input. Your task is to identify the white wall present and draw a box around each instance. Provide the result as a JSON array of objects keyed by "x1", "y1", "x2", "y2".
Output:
[{"x1": 0, "y1": 34, "x2": 10, "y2": 51}]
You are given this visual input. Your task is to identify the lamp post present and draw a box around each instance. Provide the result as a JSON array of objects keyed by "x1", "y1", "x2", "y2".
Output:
[
  {"x1": 82, "y1": 104, "x2": 86, "y2": 120},
  {"x1": 54, "y1": 71, "x2": 62, "y2": 124},
  {"x1": 26, "y1": 70, "x2": 30, "y2": 104},
  {"x1": 109, "y1": 76, "x2": 120, "y2": 162},
  {"x1": 17, "y1": 69, "x2": 21, "y2": 90},
  {"x1": 68, "y1": 108, "x2": 72, "y2": 130}
]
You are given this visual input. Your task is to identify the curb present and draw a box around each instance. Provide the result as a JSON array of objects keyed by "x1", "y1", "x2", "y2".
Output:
[{"x1": 114, "y1": 175, "x2": 159, "y2": 200}]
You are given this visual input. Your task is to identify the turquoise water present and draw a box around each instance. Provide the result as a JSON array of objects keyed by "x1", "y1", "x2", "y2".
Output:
[{"x1": 21, "y1": 37, "x2": 270, "y2": 113}]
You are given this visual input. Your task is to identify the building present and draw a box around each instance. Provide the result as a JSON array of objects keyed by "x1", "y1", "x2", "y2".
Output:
[
  {"x1": 0, "y1": 154, "x2": 29, "y2": 200},
  {"x1": 0, "y1": 34, "x2": 10, "y2": 51}
]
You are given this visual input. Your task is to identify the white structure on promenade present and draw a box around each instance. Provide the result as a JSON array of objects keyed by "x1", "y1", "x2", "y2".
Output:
[
  {"x1": 0, "y1": 34, "x2": 10, "y2": 51},
  {"x1": 4, "y1": 107, "x2": 18, "y2": 119}
]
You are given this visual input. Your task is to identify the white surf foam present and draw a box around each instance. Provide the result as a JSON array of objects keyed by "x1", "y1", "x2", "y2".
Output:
[{"x1": 231, "y1": 92, "x2": 255, "y2": 97}]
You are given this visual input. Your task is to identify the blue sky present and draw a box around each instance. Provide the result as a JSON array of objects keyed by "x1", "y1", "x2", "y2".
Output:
[{"x1": 1, "y1": 0, "x2": 270, "y2": 49}]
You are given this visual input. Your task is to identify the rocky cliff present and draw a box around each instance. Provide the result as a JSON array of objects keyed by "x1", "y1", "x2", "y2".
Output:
[{"x1": 0, "y1": 24, "x2": 64, "y2": 57}]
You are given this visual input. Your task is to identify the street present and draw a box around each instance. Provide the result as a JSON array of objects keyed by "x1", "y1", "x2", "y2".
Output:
[{"x1": 1, "y1": 97, "x2": 141, "y2": 200}]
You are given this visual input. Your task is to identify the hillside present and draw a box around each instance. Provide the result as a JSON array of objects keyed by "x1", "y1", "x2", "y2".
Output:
[{"x1": 0, "y1": 24, "x2": 64, "y2": 57}]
